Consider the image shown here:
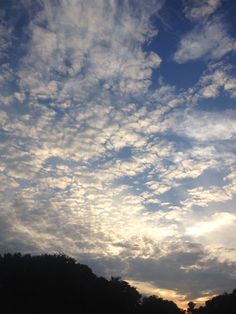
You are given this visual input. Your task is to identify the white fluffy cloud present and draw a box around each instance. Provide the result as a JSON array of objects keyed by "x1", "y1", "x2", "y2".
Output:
[
  {"x1": 174, "y1": 17, "x2": 236, "y2": 63},
  {"x1": 18, "y1": 0, "x2": 163, "y2": 99},
  {"x1": 184, "y1": 0, "x2": 222, "y2": 21},
  {"x1": 186, "y1": 212, "x2": 236, "y2": 237},
  {"x1": 173, "y1": 110, "x2": 236, "y2": 141}
]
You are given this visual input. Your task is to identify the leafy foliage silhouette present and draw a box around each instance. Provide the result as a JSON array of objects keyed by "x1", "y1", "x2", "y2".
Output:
[
  {"x1": 0, "y1": 253, "x2": 184, "y2": 314},
  {"x1": 193, "y1": 289, "x2": 236, "y2": 314},
  {"x1": 0, "y1": 253, "x2": 235, "y2": 313}
]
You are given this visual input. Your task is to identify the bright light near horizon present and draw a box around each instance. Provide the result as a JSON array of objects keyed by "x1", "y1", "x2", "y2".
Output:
[{"x1": 127, "y1": 279, "x2": 187, "y2": 309}]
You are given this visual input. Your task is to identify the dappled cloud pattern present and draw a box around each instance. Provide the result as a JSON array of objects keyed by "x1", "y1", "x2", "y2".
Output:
[{"x1": 0, "y1": 0, "x2": 236, "y2": 307}]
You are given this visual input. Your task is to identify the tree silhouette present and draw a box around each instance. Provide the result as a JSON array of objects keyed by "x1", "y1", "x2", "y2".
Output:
[
  {"x1": 193, "y1": 290, "x2": 236, "y2": 314},
  {"x1": 0, "y1": 252, "x2": 184, "y2": 314},
  {"x1": 1, "y1": 253, "x2": 235, "y2": 314},
  {"x1": 139, "y1": 295, "x2": 184, "y2": 314},
  {"x1": 187, "y1": 301, "x2": 196, "y2": 314}
]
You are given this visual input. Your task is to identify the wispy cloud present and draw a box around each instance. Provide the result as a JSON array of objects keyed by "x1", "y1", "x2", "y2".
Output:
[
  {"x1": 183, "y1": 0, "x2": 222, "y2": 21},
  {"x1": 18, "y1": 0, "x2": 163, "y2": 99},
  {"x1": 174, "y1": 17, "x2": 236, "y2": 63},
  {"x1": 173, "y1": 109, "x2": 236, "y2": 141}
]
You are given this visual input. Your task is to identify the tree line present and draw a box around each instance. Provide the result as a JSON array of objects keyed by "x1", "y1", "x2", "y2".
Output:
[
  {"x1": 187, "y1": 290, "x2": 236, "y2": 314},
  {"x1": 0, "y1": 253, "x2": 235, "y2": 314}
]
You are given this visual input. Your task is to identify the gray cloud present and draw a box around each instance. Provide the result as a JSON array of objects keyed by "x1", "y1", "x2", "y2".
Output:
[
  {"x1": 127, "y1": 244, "x2": 236, "y2": 299},
  {"x1": 183, "y1": 0, "x2": 222, "y2": 21}
]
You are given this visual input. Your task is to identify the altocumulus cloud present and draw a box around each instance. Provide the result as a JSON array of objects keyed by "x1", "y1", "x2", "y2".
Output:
[{"x1": 0, "y1": 0, "x2": 236, "y2": 308}]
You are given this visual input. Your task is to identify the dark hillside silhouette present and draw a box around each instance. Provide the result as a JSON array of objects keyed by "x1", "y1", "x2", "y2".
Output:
[{"x1": 0, "y1": 253, "x2": 235, "y2": 314}]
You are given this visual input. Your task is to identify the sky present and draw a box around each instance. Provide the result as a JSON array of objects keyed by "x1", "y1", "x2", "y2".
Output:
[{"x1": 0, "y1": 0, "x2": 236, "y2": 308}]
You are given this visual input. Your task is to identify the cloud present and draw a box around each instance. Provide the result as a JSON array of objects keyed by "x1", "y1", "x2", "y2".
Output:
[
  {"x1": 186, "y1": 212, "x2": 236, "y2": 236},
  {"x1": 224, "y1": 78, "x2": 236, "y2": 98},
  {"x1": 183, "y1": 186, "x2": 233, "y2": 209},
  {"x1": 196, "y1": 62, "x2": 236, "y2": 99},
  {"x1": 127, "y1": 244, "x2": 236, "y2": 300},
  {"x1": 183, "y1": 0, "x2": 222, "y2": 21},
  {"x1": 174, "y1": 17, "x2": 236, "y2": 63},
  {"x1": 173, "y1": 109, "x2": 236, "y2": 141},
  {"x1": 18, "y1": 0, "x2": 163, "y2": 98},
  {"x1": 127, "y1": 280, "x2": 187, "y2": 308},
  {"x1": 0, "y1": 16, "x2": 12, "y2": 58},
  {"x1": 182, "y1": 208, "x2": 236, "y2": 261}
]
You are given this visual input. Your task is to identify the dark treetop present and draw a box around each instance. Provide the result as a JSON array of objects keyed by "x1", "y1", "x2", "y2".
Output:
[
  {"x1": 0, "y1": 252, "x2": 183, "y2": 314},
  {"x1": 1, "y1": 253, "x2": 235, "y2": 314}
]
